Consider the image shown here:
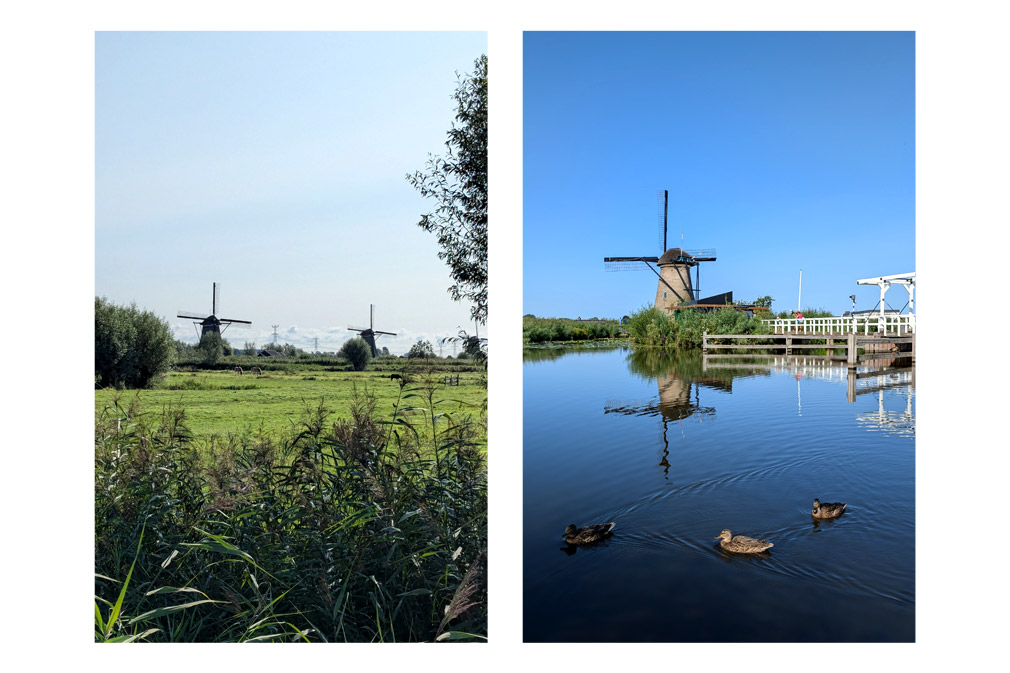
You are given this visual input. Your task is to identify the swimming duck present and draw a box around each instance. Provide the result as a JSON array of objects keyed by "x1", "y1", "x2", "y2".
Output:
[
  {"x1": 562, "y1": 522, "x2": 616, "y2": 545},
  {"x1": 812, "y1": 498, "x2": 847, "y2": 519},
  {"x1": 715, "y1": 529, "x2": 773, "y2": 553}
]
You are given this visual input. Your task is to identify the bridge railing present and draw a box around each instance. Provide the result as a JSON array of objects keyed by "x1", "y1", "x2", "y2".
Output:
[{"x1": 763, "y1": 314, "x2": 915, "y2": 335}]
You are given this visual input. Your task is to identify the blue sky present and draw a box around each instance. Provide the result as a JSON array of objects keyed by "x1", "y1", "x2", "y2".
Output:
[
  {"x1": 523, "y1": 31, "x2": 915, "y2": 318},
  {"x1": 96, "y1": 31, "x2": 486, "y2": 354}
]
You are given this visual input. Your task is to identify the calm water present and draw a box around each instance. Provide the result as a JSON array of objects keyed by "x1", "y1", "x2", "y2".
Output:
[{"x1": 523, "y1": 345, "x2": 914, "y2": 642}]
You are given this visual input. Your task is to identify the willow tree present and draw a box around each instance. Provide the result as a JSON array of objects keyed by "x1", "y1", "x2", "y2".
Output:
[{"x1": 407, "y1": 54, "x2": 487, "y2": 325}]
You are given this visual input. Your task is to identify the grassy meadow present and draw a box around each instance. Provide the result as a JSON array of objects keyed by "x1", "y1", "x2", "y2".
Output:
[{"x1": 96, "y1": 363, "x2": 487, "y2": 443}]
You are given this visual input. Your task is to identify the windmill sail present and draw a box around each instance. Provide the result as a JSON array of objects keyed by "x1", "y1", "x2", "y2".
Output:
[
  {"x1": 177, "y1": 282, "x2": 252, "y2": 338},
  {"x1": 658, "y1": 189, "x2": 668, "y2": 253}
]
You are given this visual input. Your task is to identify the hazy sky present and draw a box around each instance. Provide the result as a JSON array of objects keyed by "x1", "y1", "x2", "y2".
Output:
[
  {"x1": 96, "y1": 31, "x2": 487, "y2": 355},
  {"x1": 523, "y1": 32, "x2": 915, "y2": 318}
]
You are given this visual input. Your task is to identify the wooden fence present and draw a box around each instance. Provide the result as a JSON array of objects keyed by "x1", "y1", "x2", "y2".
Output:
[{"x1": 703, "y1": 332, "x2": 914, "y2": 367}]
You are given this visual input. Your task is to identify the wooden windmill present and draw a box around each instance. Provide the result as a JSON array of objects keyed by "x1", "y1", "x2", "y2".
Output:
[
  {"x1": 177, "y1": 282, "x2": 252, "y2": 339},
  {"x1": 348, "y1": 304, "x2": 396, "y2": 357},
  {"x1": 604, "y1": 190, "x2": 718, "y2": 312}
]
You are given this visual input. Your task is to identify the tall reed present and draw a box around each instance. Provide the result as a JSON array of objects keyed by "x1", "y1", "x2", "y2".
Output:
[{"x1": 95, "y1": 376, "x2": 487, "y2": 642}]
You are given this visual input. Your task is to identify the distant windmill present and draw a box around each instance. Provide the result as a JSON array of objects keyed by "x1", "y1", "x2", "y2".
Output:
[
  {"x1": 178, "y1": 282, "x2": 252, "y2": 339},
  {"x1": 348, "y1": 304, "x2": 396, "y2": 357},
  {"x1": 604, "y1": 190, "x2": 718, "y2": 311}
]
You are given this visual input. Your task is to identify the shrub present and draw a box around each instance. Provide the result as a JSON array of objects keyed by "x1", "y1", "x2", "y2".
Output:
[
  {"x1": 339, "y1": 337, "x2": 372, "y2": 371},
  {"x1": 95, "y1": 297, "x2": 175, "y2": 388}
]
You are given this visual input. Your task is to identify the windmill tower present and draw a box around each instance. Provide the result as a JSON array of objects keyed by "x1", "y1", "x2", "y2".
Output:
[
  {"x1": 604, "y1": 190, "x2": 717, "y2": 312},
  {"x1": 177, "y1": 282, "x2": 252, "y2": 339},
  {"x1": 348, "y1": 304, "x2": 396, "y2": 357}
]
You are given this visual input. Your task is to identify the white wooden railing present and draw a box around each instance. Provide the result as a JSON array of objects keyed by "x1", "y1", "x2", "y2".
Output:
[{"x1": 763, "y1": 314, "x2": 915, "y2": 335}]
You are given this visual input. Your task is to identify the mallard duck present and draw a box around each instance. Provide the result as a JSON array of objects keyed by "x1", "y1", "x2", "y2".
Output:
[
  {"x1": 562, "y1": 522, "x2": 616, "y2": 545},
  {"x1": 812, "y1": 498, "x2": 846, "y2": 519},
  {"x1": 715, "y1": 529, "x2": 773, "y2": 553}
]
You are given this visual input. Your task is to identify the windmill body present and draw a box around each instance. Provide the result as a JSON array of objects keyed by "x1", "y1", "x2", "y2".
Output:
[
  {"x1": 177, "y1": 282, "x2": 252, "y2": 339},
  {"x1": 654, "y1": 248, "x2": 697, "y2": 311},
  {"x1": 605, "y1": 191, "x2": 719, "y2": 313},
  {"x1": 348, "y1": 304, "x2": 397, "y2": 357}
]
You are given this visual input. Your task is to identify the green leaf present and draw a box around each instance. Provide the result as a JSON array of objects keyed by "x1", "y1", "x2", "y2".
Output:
[
  {"x1": 436, "y1": 630, "x2": 487, "y2": 642},
  {"x1": 144, "y1": 586, "x2": 209, "y2": 598},
  {"x1": 106, "y1": 526, "x2": 144, "y2": 639},
  {"x1": 127, "y1": 599, "x2": 224, "y2": 625},
  {"x1": 103, "y1": 628, "x2": 160, "y2": 643},
  {"x1": 95, "y1": 601, "x2": 105, "y2": 633},
  {"x1": 181, "y1": 539, "x2": 252, "y2": 562}
]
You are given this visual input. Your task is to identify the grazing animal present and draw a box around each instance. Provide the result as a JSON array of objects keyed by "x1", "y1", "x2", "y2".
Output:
[
  {"x1": 715, "y1": 529, "x2": 773, "y2": 553},
  {"x1": 562, "y1": 522, "x2": 616, "y2": 545},
  {"x1": 812, "y1": 498, "x2": 847, "y2": 519},
  {"x1": 250, "y1": 367, "x2": 262, "y2": 376},
  {"x1": 234, "y1": 366, "x2": 243, "y2": 375},
  {"x1": 389, "y1": 373, "x2": 402, "y2": 380}
]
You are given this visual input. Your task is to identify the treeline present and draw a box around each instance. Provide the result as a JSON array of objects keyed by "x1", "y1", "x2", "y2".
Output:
[
  {"x1": 523, "y1": 315, "x2": 626, "y2": 344},
  {"x1": 774, "y1": 307, "x2": 836, "y2": 319},
  {"x1": 98, "y1": 297, "x2": 482, "y2": 389}
]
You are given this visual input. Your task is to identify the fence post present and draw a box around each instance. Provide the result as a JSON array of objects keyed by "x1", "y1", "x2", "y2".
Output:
[
  {"x1": 847, "y1": 332, "x2": 857, "y2": 368},
  {"x1": 703, "y1": 331, "x2": 708, "y2": 354}
]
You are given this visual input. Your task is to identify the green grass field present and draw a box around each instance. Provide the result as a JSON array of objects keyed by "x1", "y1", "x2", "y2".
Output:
[{"x1": 95, "y1": 366, "x2": 487, "y2": 441}]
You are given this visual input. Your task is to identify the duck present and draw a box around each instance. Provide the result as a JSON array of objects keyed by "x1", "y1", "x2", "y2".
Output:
[
  {"x1": 715, "y1": 529, "x2": 773, "y2": 553},
  {"x1": 812, "y1": 498, "x2": 847, "y2": 519},
  {"x1": 562, "y1": 522, "x2": 616, "y2": 545}
]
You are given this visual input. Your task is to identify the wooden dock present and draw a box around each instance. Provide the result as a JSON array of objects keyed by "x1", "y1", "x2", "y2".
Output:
[{"x1": 702, "y1": 332, "x2": 915, "y2": 367}]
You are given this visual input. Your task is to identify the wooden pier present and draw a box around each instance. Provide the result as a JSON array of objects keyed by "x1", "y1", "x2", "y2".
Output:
[{"x1": 702, "y1": 332, "x2": 915, "y2": 367}]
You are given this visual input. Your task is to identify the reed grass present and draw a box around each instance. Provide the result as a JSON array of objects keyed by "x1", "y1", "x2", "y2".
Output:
[
  {"x1": 626, "y1": 306, "x2": 771, "y2": 348},
  {"x1": 95, "y1": 372, "x2": 487, "y2": 642}
]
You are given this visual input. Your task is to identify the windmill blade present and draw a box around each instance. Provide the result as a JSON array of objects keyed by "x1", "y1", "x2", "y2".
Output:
[
  {"x1": 219, "y1": 318, "x2": 252, "y2": 326},
  {"x1": 178, "y1": 311, "x2": 208, "y2": 320},
  {"x1": 373, "y1": 330, "x2": 397, "y2": 336},
  {"x1": 657, "y1": 189, "x2": 668, "y2": 253},
  {"x1": 213, "y1": 282, "x2": 221, "y2": 315},
  {"x1": 348, "y1": 326, "x2": 368, "y2": 332},
  {"x1": 604, "y1": 256, "x2": 659, "y2": 272},
  {"x1": 684, "y1": 249, "x2": 717, "y2": 262}
]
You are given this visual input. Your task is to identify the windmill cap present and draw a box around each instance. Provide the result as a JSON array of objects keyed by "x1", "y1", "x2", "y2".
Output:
[{"x1": 658, "y1": 248, "x2": 695, "y2": 265}]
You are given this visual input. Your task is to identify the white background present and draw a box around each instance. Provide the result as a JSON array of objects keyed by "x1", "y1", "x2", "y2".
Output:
[{"x1": 1, "y1": 0, "x2": 1006, "y2": 669}]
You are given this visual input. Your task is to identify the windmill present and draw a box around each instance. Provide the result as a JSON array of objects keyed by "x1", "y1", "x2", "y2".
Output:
[
  {"x1": 177, "y1": 282, "x2": 252, "y2": 339},
  {"x1": 348, "y1": 304, "x2": 396, "y2": 357},
  {"x1": 604, "y1": 190, "x2": 718, "y2": 312}
]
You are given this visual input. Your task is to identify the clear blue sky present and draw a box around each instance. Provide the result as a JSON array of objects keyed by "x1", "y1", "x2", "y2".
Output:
[
  {"x1": 96, "y1": 31, "x2": 486, "y2": 354},
  {"x1": 523, "y1": 31, "x2": 915, "y2": 318}
]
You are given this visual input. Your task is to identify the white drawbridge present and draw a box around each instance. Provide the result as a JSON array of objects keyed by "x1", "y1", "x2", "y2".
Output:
[{"x1": 857, "y1": 272, "x2": 915, "y2": 332}]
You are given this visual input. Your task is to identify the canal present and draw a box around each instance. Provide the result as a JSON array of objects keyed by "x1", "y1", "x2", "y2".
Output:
[{"x1": 523, "y1": 345, "x2": 915, "y2": 642}]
